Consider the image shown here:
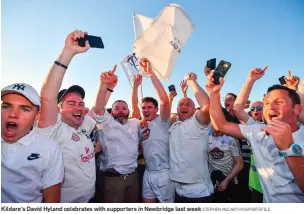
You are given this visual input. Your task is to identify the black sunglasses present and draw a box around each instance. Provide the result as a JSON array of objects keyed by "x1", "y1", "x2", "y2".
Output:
[{"x1": 250, "y1": 106, "x2": 263, "y2": 111}]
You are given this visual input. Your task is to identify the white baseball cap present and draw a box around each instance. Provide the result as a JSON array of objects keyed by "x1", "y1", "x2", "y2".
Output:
[{"x1": 1, "y1": 83, "x2": 41, "y2": 107}]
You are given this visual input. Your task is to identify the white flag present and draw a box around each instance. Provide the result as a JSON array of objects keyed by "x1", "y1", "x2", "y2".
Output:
[
  {"x1": 133, "y1": 13, "x2": 153, "y2": 40},
  {"x1": 120, "y1": 53, "x2": 140, "y2": 86},
  {"x1": 133, "y1": 4, "x2": 195, "y2": 81},
  {"x1": 120, "y1": 14, "x2": 153, "y2": 86}
]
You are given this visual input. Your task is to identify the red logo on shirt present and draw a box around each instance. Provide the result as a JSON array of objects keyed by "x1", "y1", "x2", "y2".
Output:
[
  {"x1": 71, "y1": 133, "x2": 80, "y2": 142},
  {"x1": 81, "y1": 147, "x2": 94, "y2": 163}
]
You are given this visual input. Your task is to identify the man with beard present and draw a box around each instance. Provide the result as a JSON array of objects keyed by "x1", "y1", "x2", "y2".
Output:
[
  {"x1": 233, "y1": 67, "x2": 268, "y2": 202},
  {"x1": 92, "y1": 66, "x2": 140, "y2": 203},
  {"x1": 169, "y1": 72, "x2": 213, "y2": 203},
  {"x1": 207, "y1": 71, "x2": 304, "y2": 202},
  {"x1": 131, "y1": 58, "x2": 174, "y2": 203},
  {"x1": 1, "y1": 83, "x2": 64, "y2": 202},
  {"x1": 34, "y1": 30, "x2": 107, "y2": 202}
]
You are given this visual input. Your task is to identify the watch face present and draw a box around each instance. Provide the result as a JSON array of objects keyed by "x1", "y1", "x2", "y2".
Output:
[{"x1": 292, "y1": 144, "x2": 303, "y2": 155}]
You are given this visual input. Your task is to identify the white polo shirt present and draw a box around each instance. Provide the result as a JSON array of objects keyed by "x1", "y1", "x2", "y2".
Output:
[
  {"x1": 93, "y1": 110, "x2": 140, "y2": 174},
  {"x1": 34, "y1": 114, "x2": 96, "y2": 203},
  {"x1": 169, "y1": 114, "x2": 213, "y2": 198},
  {"x1": 239, "y1": 123, "x2": 304, "y2": 202},
  {"x1": 1, "y1": 131, "x2": 64, "y2": 203}
]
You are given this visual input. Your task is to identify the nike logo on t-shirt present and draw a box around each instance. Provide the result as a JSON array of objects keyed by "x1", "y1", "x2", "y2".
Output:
[{"x1": 27, "y1": 153, "x2": 41, "y2": 161}]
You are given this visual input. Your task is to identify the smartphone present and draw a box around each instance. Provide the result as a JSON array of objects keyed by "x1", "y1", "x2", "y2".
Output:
[
  {"x1": 206, "y1": 58, "x2": 216, "y2": 70},
  {"x1": 279, "y1": 76, "x2": 286, "y2": 85},
  {"x1": 168, "y1": 85, "x2": 176, "y2": 92},
  {"x1": 213, "y1": 60, "x2": 231, "y2": 85},
  {"x1": 78, "y1": 35, "x2": 104, "y2": 49}
]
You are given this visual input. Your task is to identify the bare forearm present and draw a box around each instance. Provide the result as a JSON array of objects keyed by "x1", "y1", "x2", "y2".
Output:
[
  {"x1": 182, "y1": 91, "x2": 187, "y2": 98},
  {"x1": 131, "y1": 86, "x2": 140, "y2": 119},
  {"x1": 210, "y1": 93, "x2": 226, "y2": 130},
  {"x1": 150, "y1": 73, "x2": 169, "y2": 105},
  {"x1": 234, "y1": 78, "x2": 255, "y2": 112},
  {"x1": 285, "y1": 156, "x2": 304, "y2": 192},
  {"x1": 94, "y1": 83, "x2": 108, "y2": 115},
  {"x1": 224, "y1": 161, "x2": 243, "y2": 183},
  {"x1": 189, "y1": 81, "x2": 209, "y2": 108},
  {"x1": 41, "y1": 50, "x2": 74, "y2": 101}
]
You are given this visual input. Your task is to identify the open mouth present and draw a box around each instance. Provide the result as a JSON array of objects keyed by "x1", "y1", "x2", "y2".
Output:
[
  {"x1": 5, "y1": 122, "x2": 18, "y2": 137},
  {"x1": 72, "y1": 113, "x2": 82, "y2": 120},
  {"x1": 268, "y1": 113, "x2": 279, "y2": 121}
]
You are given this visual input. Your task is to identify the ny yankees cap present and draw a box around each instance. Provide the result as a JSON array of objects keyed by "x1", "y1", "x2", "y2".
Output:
[
  {"x1": 57, "y1": 85, "x2": 85, "y2": 104},
  {"x1": 1, "y1": 83, "x2": 41, "y2": 107}
]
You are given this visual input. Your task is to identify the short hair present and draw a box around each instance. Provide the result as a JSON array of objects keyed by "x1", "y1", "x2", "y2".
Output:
[
  {"x1": 112, "y1": 100, "x2": 128, "y2": 108},
  {"x1": 266, "y1": 85, "x2": 300, "y2": 106},
  {"x1": 226, "y1": 93, "x2": 237, "y2": 100},
  {"x1": 141, "y1": 97, "x2": 158, "y2": 108}
]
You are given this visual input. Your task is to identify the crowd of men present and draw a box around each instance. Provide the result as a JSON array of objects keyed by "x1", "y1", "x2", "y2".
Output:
[{"x1": 1, "y1": 30, "x2": 304, "y2": 203}]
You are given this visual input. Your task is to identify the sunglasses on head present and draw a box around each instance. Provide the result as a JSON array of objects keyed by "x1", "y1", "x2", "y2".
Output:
[{"x1": 250, "y1": 106, "x2": 263, "y2": 111}]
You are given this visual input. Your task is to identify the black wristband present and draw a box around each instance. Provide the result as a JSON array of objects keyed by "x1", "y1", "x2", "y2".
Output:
[
  {"x1": 54, "y1": 61, "x2": 68, "y2": 69},
  {"x1": 107, "y1": 88, "x2": 114, "y2": 92}
]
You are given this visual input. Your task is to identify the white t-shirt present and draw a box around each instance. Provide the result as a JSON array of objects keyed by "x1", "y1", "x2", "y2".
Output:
[
  {"x1": 34, "y1": 114, "x2": 96, "y2": 203},
  {"x1": 1, "y1": 131, "x2": 64, "y2": 203},
  {"x1": 169, "y1": 114, "x2": 213, "y2": 198},
  {"x1": 239, "y1": 124, "x2": 304, "y2": 202},
  {"x1": 93, "y1": 110, "x2": 140, "y2": 174}
]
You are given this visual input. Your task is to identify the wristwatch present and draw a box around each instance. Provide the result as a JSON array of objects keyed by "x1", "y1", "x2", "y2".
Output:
[{"x1": 278, "y1": 144, "x2": 303, "y2": 157}]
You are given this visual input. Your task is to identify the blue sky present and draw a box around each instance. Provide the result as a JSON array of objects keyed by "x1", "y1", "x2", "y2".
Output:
[{"x1": 2, "y1": 0, "x2": 304, "y2": 111}]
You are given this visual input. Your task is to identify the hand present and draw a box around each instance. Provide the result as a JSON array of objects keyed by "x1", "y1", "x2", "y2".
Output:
[
  {"x1": 205, "y1": 72, "x2": 224, "y2": 94},
  {"x1": 168, "y1": 91, "x2": 177, "y2": 103},
  {"x1": 63, "y1": 30, "x2": 90, "y2": 56},
  {"x1": 204, "y1": 66, "x2": 212, "y2": 76},
  {"x1": 100, "y1": 64, "x2": 118, "y2": 88},
  {"x1": 261, "y1": 119, "x2": 294, "y2": 150},
  {"x1": 248, "y1": 66, "x2": 268, "y2": 82},
  {"x1": 284, "y1": 70, "x2": 300, "y2": 90},
  {"x1": 180, "y1": 80, "x2": 188, "y2": 93},
  {"x1": 139, "y1": 58, "x2": 154, "y2": 77},
  {"x1": 186, "y1": 72, "x2": 197, "y2": 83},
  {"x1": 133, "y1": 74, "x2": 143, "y2": 88},
  {"x1": 217, "y1": 179, "x2": 229, "y2": 192}
]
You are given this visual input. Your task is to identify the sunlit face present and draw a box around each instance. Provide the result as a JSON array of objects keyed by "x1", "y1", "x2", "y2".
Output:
[
  {"x1": 59, "y1": 92, "x2": 86, "y2": 129},
  {"x1": 224, "y1": 94, "x2": 235, "y2": 112},
  {"x1": 250, "y1": 101, "x2": 263, "y2": 121},
  {"x1": 111, "y1": 101, "x2": 129, "y2": 124},
  {"x1": 1, "y1": 93, "x2": 39, "y2": 142},
  {"x1": 177, "y1": 98, "x2": 196, "y2": 121},
  {"x1": 141, "y1": 102, "x2": 158, "y2": 122},
  {"x1": 263, "y1": 89, "x2": 301, "y2": 125}
]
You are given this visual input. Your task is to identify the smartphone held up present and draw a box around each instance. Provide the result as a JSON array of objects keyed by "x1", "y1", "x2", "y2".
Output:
[
  {"x1": 78, "y1": 35, "x2": 104, "y2": 49},
  {"x1": 212, "y1": 60, "x2": 231, "y2": 85}
]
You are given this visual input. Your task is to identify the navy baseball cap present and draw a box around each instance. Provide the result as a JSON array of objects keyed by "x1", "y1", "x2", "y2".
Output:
[{"x1": 57, "y1": 85, "x2": 85, "y2": 103}]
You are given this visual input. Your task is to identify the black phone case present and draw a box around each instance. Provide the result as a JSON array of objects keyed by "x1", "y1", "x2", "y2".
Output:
[
  {"x1": 206, "y1": 58, "x2": 216, "y2": 70},
  {"x1": 213, "y1": 60, "x2": 231, "y2": 85},
  {"x1": 168, "y1": 85, "x2": 176, "y2": 92},
  {"x1": 78, "y1": 35, "x2": 104, "y2": 49},
  {"x1": 279, "y1": 76, "x2": 286, "y2": 85}
]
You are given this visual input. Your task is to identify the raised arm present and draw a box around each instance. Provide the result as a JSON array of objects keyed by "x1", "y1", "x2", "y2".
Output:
[
  {"x1": 39, "y1": 30, "x2": 90, "y2": 128},
  {"x1": 139, "y1": 58, "x2": 170, "y2": 120},
  {"x1": 206, "y1": 73, "x2": 245, "y2": 140},
  {"x1": 186, "y1": 72, "x2": 210, "y2": 125},
  {"x1": 93, "y1": 65, "x2": 118, "y2": 116},
  {"x1": 130, "y1": 75, "x2": 142, "y2": 119},
  {"x1": 284, "y1": 70, "x2": 300, "y2": 91},
  {"x1": 233, "y1": 66, "x2": 268, "y2": 124}
]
